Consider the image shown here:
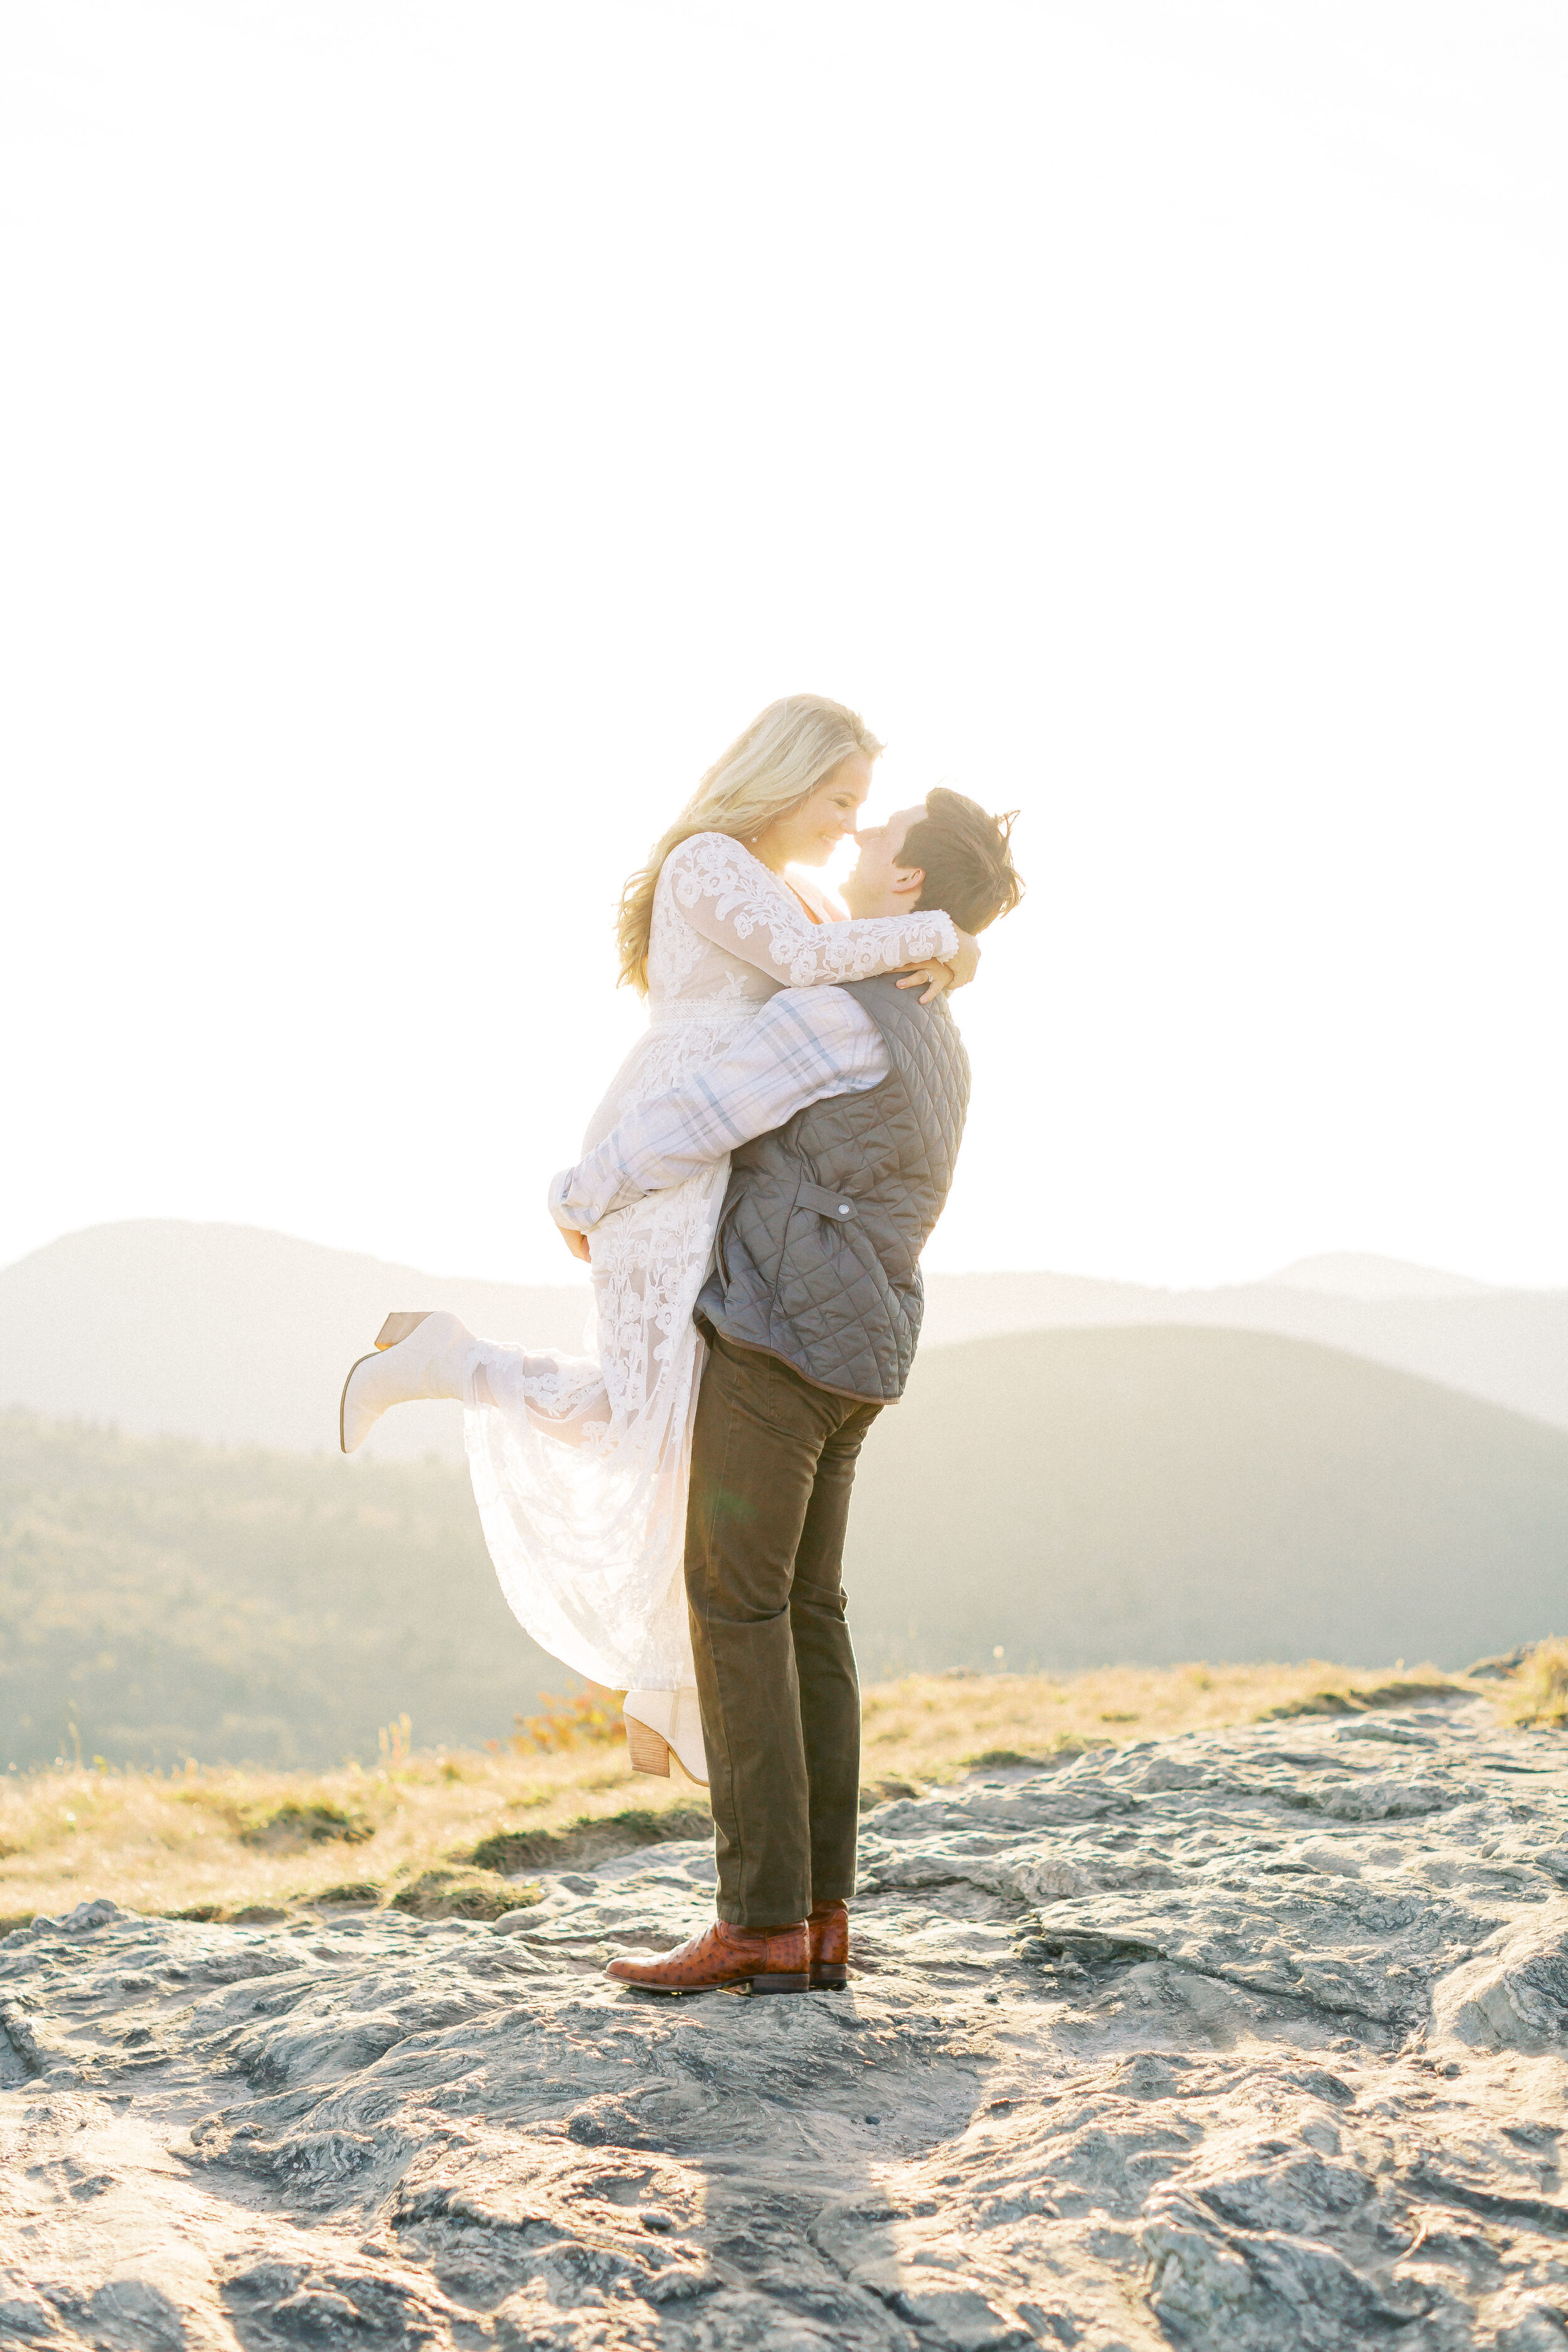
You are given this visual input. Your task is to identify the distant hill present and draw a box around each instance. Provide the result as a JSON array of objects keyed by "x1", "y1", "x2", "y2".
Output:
[
  {"x1": 0, "y1": 1221, "x2": 594, "y2": 1464},
  {"x1": 1261, "y1": 1252, "x2": 1503, "y2": 1299},
  {"x1": 4, "y1": 1326, "x2": 1566, "y2": 1766},
  {"x1": 3, "y1": 1222, "x2": 1566, "y2": 1461},
  {"x1": 0, "y1": 1410, "x2": 568, "y2": 1771},
  {"x1": 921, "y1": 1270, "x2": 1568, "y2": 1433},
  {"x1": 845, "y1": 1326, "x2": 1568, "y2": 1679}
]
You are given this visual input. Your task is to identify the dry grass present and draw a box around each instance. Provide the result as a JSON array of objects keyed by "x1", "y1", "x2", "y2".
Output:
[
  {"x1": 858, "y1": 1657, "x2": 1463, "y2": 1780},
  {"x1": 1496, "y1": 1639, "x2": 1568, "y2": 1728},
  {"x1": 0, "y1": 1658, "x2": 1480, "y2": 1930},
  {"x1": 0, "y1": 1735, "x2": 681, "y2": 1930}
]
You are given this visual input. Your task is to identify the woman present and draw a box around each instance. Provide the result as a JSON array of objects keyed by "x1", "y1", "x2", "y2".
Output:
[{"x1": 339, "y1": 696, "x2": 974, "y2": 1780}]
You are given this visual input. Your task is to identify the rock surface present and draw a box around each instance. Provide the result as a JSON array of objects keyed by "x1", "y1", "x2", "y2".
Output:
[{"x1": 8, "y1": 1696, "x2": 1568, "y2": 2348}]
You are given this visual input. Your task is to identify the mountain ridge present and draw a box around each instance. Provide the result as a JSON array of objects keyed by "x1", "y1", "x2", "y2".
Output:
[{"x1": 3, "y1": 1219, "x2": 1563, "y2": 1459}]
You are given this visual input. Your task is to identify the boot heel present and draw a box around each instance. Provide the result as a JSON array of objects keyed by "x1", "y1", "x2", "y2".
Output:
[
  {"x1": 376, "y1": 1312, "x2": 431, "y2": 1351},
  {"x1": 625, "y1": 1717, "x2": 671, "y2": 1777},
  {"x1": 810, "y1": 1964, "x2": 849, "y2": 1990},
  {"x1": 748, "y1": 1972, "x2": 809, "y2": 1996}
]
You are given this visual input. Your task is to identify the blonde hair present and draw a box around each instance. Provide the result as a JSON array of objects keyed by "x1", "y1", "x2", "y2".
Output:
[{"x1": 615, "y1": 695, "x2": 883, "y2": 993}]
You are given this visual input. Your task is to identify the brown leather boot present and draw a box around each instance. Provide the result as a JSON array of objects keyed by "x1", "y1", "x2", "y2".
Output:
[
  {"x1": 605, "y1": 1918, "x2": 808, "y2": 1996},
  {"x1": 809, "y1": 1898, "x2": 849, "y2": 1989}
]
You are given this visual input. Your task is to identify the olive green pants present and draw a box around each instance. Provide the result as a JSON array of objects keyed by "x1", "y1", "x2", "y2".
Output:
[{"x1": 685, "y1": 1331, "x2": 882, "y2": 1927}]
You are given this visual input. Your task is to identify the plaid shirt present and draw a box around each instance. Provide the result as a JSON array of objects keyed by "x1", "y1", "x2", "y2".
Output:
[{"x1": 549, "y1": 987, "x2": 889, "y2": 1232}]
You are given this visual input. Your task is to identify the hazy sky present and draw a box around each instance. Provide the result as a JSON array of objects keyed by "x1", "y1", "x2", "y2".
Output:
[{"x1": 4, "y1": 2, "x2": 1564, "y2": 1291}]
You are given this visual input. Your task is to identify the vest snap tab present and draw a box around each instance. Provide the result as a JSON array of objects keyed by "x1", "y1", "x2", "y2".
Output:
[{"x1": 837, "y1": 1203, "x2": 850, "y2": 1216}]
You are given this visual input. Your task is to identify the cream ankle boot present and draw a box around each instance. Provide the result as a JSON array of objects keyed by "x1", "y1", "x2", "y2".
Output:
[
  {"x1": 623, "y1": 1688, "x2": 709, "y2": 1787},
  {"x1": 339, "y1": 1311, "x2": 480, "y2": 1454}
]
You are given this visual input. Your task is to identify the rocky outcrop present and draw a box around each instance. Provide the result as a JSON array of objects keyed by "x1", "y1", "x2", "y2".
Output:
[{"x1": 6, "y1": 1696, "x2": 1568, "y2": 2348}]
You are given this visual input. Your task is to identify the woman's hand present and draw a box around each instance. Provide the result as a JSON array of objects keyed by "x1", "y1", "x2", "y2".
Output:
[
  {"x1": 896, "y1": 957, "x2": 956, "y2": 1005},
  {"x1": 895, "y1": 930, "x2": 980, "y2": 1004},
  {"x1": 558, "y1": 1223, "x2": 591, "y2": 1263}
]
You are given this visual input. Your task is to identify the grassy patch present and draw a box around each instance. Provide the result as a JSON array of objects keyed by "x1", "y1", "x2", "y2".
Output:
[
  {"x1": 466, "y1": 1804, "x2": 711, "y2": 1876},
  {"x1": 960, "y1": 1750, "x2": 1054, "y2": 1772},
  {"x1": 1258, "y1": 1672, "x2": 1461, "y2": 1721},
  {"x1": 387, "y1": 1865, "x2": 534, "y2": 1921},
  {"x1": 311, "y1": 1880, "x2": 384, "y2": 1908},
  {"x1": 857, "y1": 1775, "x2": 931, "y2": 1808},
  {"x1": 234, "y1": 1799, "x2": 376, "y2": 1851}
]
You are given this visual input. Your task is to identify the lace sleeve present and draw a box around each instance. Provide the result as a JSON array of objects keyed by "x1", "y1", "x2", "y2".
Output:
[{"x1": 664, "y1": 834, "x2": 960, "y2": 989}]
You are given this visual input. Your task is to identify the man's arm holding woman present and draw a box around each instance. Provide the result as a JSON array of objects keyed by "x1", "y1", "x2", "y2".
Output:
[{"x1": 550, "y1": 988, "x2": 887, "y2": 1249}]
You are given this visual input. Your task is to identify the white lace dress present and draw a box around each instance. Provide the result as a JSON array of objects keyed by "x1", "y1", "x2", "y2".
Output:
[{"x1": 462, "y1": 833, "x2": 959, "y2": 1691}]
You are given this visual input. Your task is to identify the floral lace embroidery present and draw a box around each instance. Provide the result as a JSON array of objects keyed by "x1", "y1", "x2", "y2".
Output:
[
  {"x1": 660, "y1": 833, "x2": 959, "y2": 991},
  {"x1": 646, "y1": 885, "x2": 709, "y2": 1000}
]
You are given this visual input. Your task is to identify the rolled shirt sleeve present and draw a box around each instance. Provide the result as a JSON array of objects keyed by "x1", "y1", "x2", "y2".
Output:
[{"x1": 549, "y1": 987, "x2": 889, "y2": 1232}]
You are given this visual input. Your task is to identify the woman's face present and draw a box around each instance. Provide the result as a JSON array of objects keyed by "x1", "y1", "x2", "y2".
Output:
[{"x1": 753, "y1": 754, "x2": 874, "y2": 870}]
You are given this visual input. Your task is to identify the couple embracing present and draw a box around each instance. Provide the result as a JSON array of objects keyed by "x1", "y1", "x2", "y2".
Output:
[{"x1": 340, "y1": 694, "x2": 1023, "y2": 1995}]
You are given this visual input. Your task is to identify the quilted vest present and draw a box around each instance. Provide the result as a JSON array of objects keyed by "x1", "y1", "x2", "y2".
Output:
[{"x1": 694, "y1": 974, "x2": 972, "y2": 1403}]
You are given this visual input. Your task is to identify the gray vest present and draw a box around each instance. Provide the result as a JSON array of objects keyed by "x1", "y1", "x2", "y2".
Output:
[{"x1": 695, "y1": 975, "x2": 972, "y2": 1403}]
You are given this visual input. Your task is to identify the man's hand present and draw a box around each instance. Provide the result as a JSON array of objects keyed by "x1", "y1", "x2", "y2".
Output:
[{"x1": 558, "y1": 1224, "x2": 591, "y2": 1263}]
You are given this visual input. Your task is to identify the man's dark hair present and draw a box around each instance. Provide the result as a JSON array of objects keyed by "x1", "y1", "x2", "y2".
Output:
[{"x1": 901, "y1": 787, "x2": 1024, "y2": 934}]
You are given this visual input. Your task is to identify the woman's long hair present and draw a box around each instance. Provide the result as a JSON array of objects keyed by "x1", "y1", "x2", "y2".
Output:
[{"x1": 615, "y1": 694, "x2": 882, "y2": 994}]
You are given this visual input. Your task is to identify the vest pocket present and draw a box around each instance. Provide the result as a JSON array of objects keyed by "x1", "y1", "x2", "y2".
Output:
[{"x1": 794, "y1": 1179, "x2": 857, "y2": 1223}]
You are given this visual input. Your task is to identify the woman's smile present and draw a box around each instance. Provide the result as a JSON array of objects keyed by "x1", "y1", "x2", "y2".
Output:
[{"x1": 750, "y1": 752, "x2": 875, "y2": 872}]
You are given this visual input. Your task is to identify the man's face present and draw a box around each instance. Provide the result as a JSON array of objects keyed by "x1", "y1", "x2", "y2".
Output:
[{"x1": 842, "y1": 802, "x2": 928, "y2": 918}]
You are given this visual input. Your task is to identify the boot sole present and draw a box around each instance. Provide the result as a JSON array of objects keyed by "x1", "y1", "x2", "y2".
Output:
[
  {"x1": 339, "y1": 1353, "x2": 377, "y2": 1454},
  {"x1": 612, "y1": 1971, "x2": 810, "y2": 1998},
  {"x1": 810, "y1": 1965, "x2": 849, "y2": 1989}
]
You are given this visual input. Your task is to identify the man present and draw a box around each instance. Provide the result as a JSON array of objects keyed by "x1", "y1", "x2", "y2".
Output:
[{"x1": 549, "y1": 788, "x2": 1024, "y2": 1996}]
